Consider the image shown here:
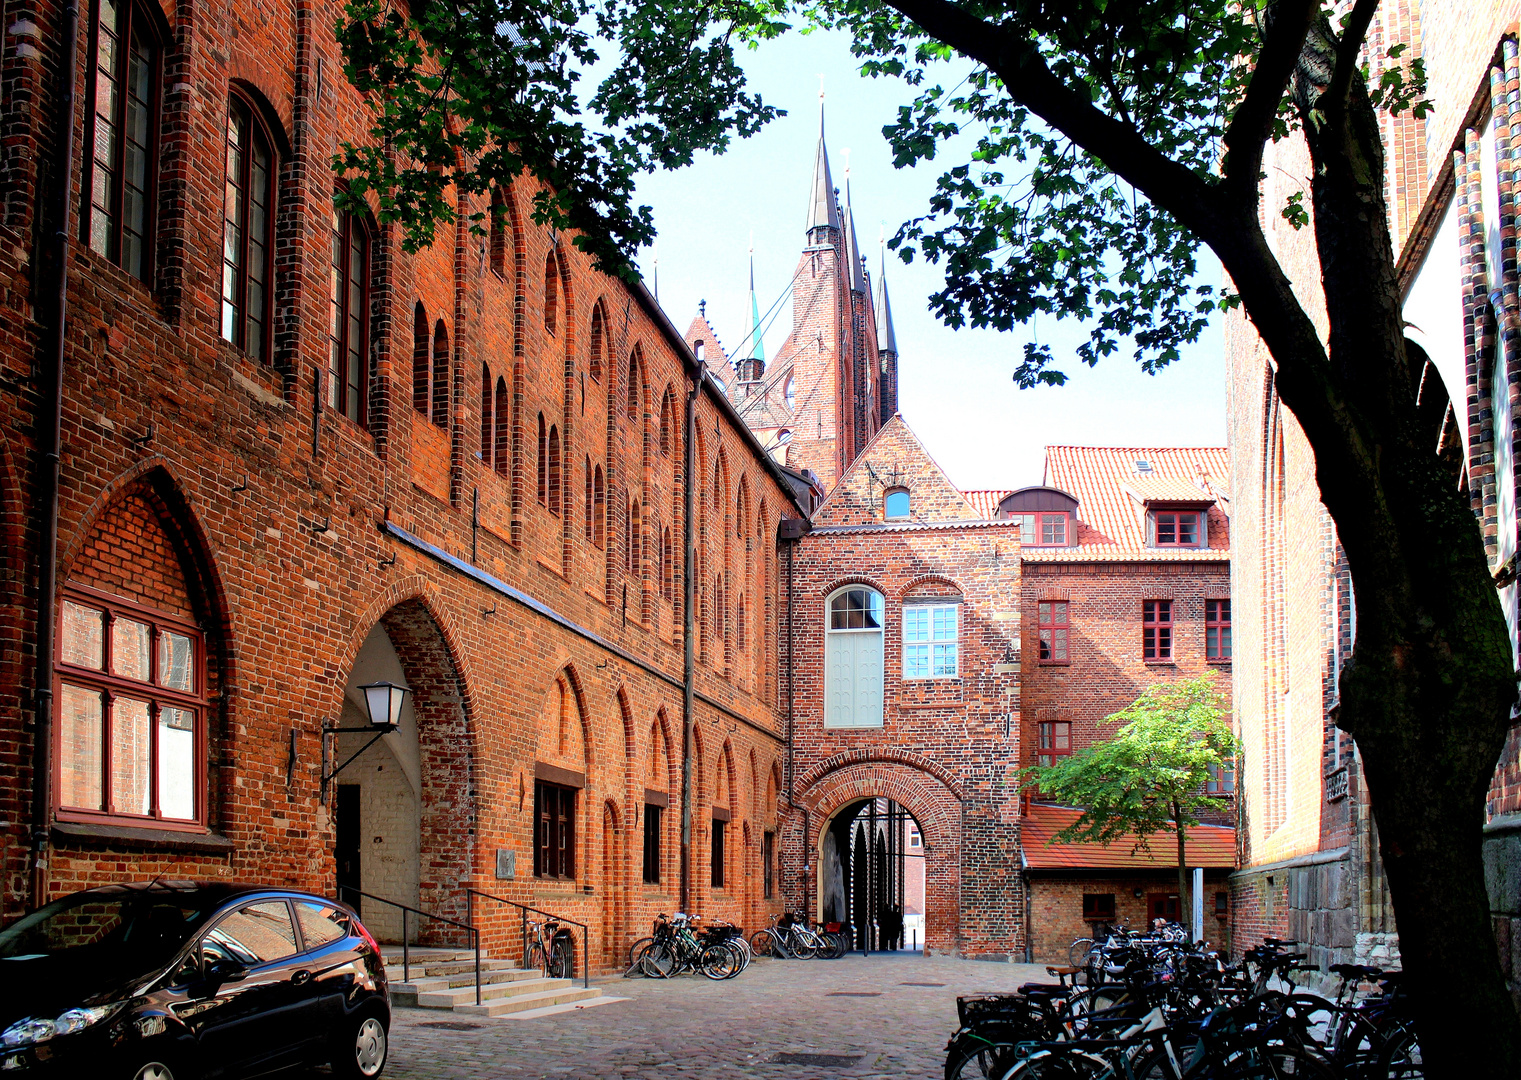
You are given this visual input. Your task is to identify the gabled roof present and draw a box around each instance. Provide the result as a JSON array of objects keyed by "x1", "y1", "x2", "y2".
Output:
[
  {"x1": 814, "y1": 414, "x2": 981, "y2": 527},
  {"x1": 684, "y1": 312, "x2": 736, "y2": 386},
  {"x1": 1043, "y1": 446, "x2": 1230, "y2": 556},
  {"x1": 1021, "y1": 803, "x2": 1237, "y2": 871}
]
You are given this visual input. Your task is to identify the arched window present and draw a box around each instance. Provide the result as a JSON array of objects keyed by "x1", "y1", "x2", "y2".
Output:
[
  {"x1": 544, "y1": 252, "x2": 559, "y2": 334},
  {"x1": 221, "y1": 92, "x2": 277, "y2": 362},
  {"x1": 659, "y1": 388, "x2": 674, "y2": 455},
  {"x1": 627, "y1": 354, "x2": 641, "y2": 421},
  {"x1": 783, "y1": 375, "x2": 796, "y2": 411},
  {"x1": 431, "y1": 320, "x2": 450, "y2": 427},
  {"x1": 631, "y1": 500, "x2": 642, "y2": 582},
  {"x1": 824, "y1": 586, "x2": 885, "y2": 728},
  {"x1": 84, "y1": 0, "x2": 161, "y2": 281},
  {"x1": 593, "y1": 466, "x2": 606, "y2": 548},
  {"x1": 489, "y1": 187, "x2": 508, "y2": 277},
  {"x1": 494, "y1": 376, "x2": 510, "y2": 476},
  {"x1": 536, "y1": 414, "x2": 548, "y2": 506},
  {"x1": 412, "y1": 303, "x2": 430, "y2": 414},
  {"x1": 884, "y1": 487, "x2": 910, "y2": 520},
  {"x1": 547, "y1": 426, "x2": 562, "y2": 515},
  {"x1": 589, "y1": 304, "x2": 605, "y2": 381},
  {"x1": 479, "y1": 364, "x2": 494, "y2": 463},
  {"x1": 624, "y1": 498, "x2": 633, "y2": 573},
  {"x1": 584, "y1": 458, "x2": 594, "y2": 539},
  {"x1": 662, "y1": 526, "x2": 673, "y2": 601},
  {"x1": 328, "y1": 203, "x2": 370, "y2": 425}
]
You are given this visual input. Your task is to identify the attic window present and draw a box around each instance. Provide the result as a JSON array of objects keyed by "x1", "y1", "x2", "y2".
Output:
[
  {"x1": 1135, "y1": 460, "x2": 1153, "y2": 473},
  {"x1": 884, "y1": 488, "x2": 910, "y2": 520}
]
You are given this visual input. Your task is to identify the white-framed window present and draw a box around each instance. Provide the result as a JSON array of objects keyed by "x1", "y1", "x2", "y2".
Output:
[
  {"x1": 903, "y1": 602, "x2": 959, "y2": 679},
  {"x1": 884, "y1": 488, "x2": 910, "y2": 519},
  {"x1": 824, "y1": 587, "x2": 884, "y2": 728}
]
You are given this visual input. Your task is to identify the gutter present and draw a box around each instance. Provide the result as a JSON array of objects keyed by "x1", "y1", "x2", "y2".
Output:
[{"x1": 31, "y1": 0, "x2": 83, "y2": 909}]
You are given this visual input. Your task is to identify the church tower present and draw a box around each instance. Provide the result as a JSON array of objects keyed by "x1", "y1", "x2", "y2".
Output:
[{"x1": 704, "y1": 99, "x2": 900, "y2": 492}]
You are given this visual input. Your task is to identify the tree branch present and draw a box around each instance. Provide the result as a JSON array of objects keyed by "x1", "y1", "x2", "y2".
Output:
[
  {"x1": 880, "y1": 0, "x2": 1224, "y2": 240},
  {"x1": 1325, "y1": 0, "x2": 1380, "y2": 116},
  {"x1": 1219, "y1": 0, "x2": 1318, "y2": 198}
]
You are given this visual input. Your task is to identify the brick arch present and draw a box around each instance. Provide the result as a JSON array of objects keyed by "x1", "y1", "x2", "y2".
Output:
[
  {"x1": 650, "y1": 707, "x2": 677, "y2": 794},
  {"x1": 819, "y1": 575, "x2": 888, "y2": 601},
  {"x1": 225, "y1": 77, "x2": 292, "y2": 159},
  {"x1": 796, "y1": 748, "x2": 965, "y2": 801},
  {"x1": 900, "y1": 573, "x2": 965, "y2": 598},
  {"x1": 534, "y1": 661, "x2": 595, "y2": 772},
  {"x1": 615, "y1": 684, "x2": 636, "y2": 761},
  {"x1": 366, "y1": 595, "x2": 479, "y2": 925},
  {"x1": 690, "y1": 721, "x2": 706, "y2": 800}
]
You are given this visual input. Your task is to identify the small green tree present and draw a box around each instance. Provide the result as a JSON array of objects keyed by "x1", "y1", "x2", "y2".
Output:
[{"x1": 1022, "y1": 677, "x2": 1238, "y2": 937}]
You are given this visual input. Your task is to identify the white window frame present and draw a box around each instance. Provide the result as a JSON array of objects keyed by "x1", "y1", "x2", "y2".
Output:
[
  {"x1": 902, "y1": 601, "x2": 959, "y2": 680},
  {"x1": 824, "y1": 586, "x2": 885, "y2": 728}
]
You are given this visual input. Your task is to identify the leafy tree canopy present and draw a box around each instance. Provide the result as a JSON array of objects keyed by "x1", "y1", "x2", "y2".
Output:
[{"x1": 1021, "y1": 677, "x2": 1237, "y2": 854}]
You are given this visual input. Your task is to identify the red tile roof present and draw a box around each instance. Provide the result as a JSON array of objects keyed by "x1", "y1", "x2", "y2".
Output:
[
  {"x1": 962, "y1": 490, "x2": 1013, "y2": 520},
  {"x1": 1043, "y1": 446, "x2": 1230, "y2": 555},
  {"x1": 1021, "y1": 802, "x2": 1237, "y2": 871}
]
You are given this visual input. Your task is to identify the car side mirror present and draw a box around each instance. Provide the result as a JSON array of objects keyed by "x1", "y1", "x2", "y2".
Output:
[{"x1": 204, "y1": 957, "x2": 248, "y2": 988}]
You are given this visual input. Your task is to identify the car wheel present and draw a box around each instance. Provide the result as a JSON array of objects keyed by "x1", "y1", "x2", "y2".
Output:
[
  {"x1": 126, "y1": 1061, "x2": 179, "y2": 1080},
  {"x1": 331, "y1": 1011, "x2": 389, "y2": 1079}
]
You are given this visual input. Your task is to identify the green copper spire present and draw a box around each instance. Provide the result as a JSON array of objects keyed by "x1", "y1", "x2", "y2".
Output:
[{"x1": 748, "y1": 239, "x2": 765, "y2": 366}]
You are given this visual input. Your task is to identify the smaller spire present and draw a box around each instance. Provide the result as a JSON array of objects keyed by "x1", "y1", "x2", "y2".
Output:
[
  {"x1": 876, "y1": 232, "x2": 898, "y2": 356},
  {"x1": 806, "y1": 93, "x2": 842, "y2": 238},
  {"x1": 842, "y1": 165, "x2": 866, "y2": 294},
  {"x1": 748, "y1": 237, "x2": 765, "y2": 366}
]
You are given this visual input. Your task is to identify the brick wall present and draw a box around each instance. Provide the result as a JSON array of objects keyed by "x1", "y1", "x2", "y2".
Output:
[{"x1": 1027, "y1": 873, "x2": 1234, "y2": 964}]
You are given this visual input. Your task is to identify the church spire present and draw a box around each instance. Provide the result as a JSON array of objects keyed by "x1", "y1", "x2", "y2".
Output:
[
  {"x1": 876, "y1": 236, "x2": 897, "y2": 356},
  {"x1": 807, "y1": 90, "x2": 842, "y2": 240},
  {"x1": 841, "y1": 156, "x2": 866, "y2": 294},
  {"x1": 739, "y1": 238, "x2": 766, "y2": 382}
]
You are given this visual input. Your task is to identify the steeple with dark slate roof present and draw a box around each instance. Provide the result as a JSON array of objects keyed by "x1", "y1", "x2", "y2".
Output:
[
  {"x1": 842, "y1": 172, "x2": 867, "y2": 294},
  {"x1": 876, "y1": 245, "x2": 898, "y2": 357},
  {"x1": 807, "y1": 99, "x2": 842, "y2": 243}
]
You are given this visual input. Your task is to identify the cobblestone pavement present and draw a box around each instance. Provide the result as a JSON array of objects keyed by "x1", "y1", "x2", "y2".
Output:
[{"x1": 372, "y1": 952, "x2": 1050, "y2": 1080}]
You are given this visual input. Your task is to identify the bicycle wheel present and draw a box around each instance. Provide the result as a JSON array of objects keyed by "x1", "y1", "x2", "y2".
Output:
[
  {"x1": 640, "y1": 942, "x2": 676, "y2": 978},
  {"x1": 1218, "y1": 1045, "x2": 1339, "y2": 1080},
  {"x1": 699, "y1": 943, "x2": 740, "y2": 980},
  {"x1": 625, "y1": 936, "x2": 653, "y2": 970},
  {"x1": 1066, "y1": 938, "x2": 1094, "y2": 969},
  {"x1": 525, "y1": 941, "x2": 547, "y2": 975},
  {"x1": 721, "y1": 940, "x2": 748, "y2": 977},
  {"x1": 788, "y1": 929, "x2": 819, "y2": 959},
  {"x1": 995, "y1": 1048, "x2": 1111, "y2": 1080},
  {"x1": 749, "y1": 929, "x2": 775, "y2": 956},
  {"x1": 1379, "y1": 1025, "x2": 1423, "y2": 1079},
  {"x1": 549, "y1": 935, "x2": 575, "y2": 980},
  {"x1": 821, "y1": 932, "x2": 846, "y2": 959},
  {"x1": 945, "y1": 1027, "x2": 1030, "y2": 1080}
]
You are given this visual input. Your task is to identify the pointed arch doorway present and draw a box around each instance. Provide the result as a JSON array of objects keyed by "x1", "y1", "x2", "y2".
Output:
[{"x1": 819, "y1": 798, "x2": 924, "y2": 951}]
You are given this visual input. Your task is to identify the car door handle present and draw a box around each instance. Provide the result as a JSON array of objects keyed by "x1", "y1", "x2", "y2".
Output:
[{"x1": 291, "y1": 969, "x2": 312, "y2": 987}]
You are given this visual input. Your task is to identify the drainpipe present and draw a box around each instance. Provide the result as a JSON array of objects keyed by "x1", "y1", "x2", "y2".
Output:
[
  {"x1": 679, "y1": 373, "x2": 698, "y2": 915},
  {"x1": 785, "y1": 536, "x2": 795, "y2": 805},
  {"x1": 31, "y1": 0, "x2": 82, "y2": 909}
]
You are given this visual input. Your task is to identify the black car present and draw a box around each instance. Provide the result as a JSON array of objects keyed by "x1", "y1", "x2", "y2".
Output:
[{"x1": 0, "y1": 882, "x2": 390, "y2": 1080}]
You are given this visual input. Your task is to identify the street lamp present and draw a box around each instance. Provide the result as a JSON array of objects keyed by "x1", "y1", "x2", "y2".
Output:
[{"x1": 320, "y1": 681, "x2": 411, "y2": 802}]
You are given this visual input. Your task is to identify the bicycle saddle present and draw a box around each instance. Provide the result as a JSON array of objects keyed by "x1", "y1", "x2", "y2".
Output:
[{"x1": 1330, "y1": 962, "x2": 1382, "y2": 979}]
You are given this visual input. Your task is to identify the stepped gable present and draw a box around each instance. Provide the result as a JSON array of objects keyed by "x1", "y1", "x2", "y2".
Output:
[
  {"x1": 813, "y1": 415, "x2": 980, "y2": 527},
  {"x1": 684, "y1": 311, "x2": 737, "y2": 386}
]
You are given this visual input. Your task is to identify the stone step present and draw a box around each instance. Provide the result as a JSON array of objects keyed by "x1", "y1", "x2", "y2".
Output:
[
  {"x1": 390, "y1": 966, "x2": 544, "y2": 1005},
  {"x1": 415, "y1": 975, "x2": 584, "y2": 1009},
  {"x1": 384, "y1": 956, "x2": 518, "y2": 980},
  {"x1": 379, "y1": 947, "x2": 478, "y2": 966},
  {"x1": 452, "y1": 985, "x2": 605, "y2": 1018}
]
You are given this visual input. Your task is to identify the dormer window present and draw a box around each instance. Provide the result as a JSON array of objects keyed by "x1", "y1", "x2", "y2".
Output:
[
  {"x1": 1149, "y1": 509, "x2": 1203, "y2": 548},
  {"x1": 694, "y1": 340, "x2": 705, "y2": 361},
  {"x1": 884, "y1": 488, "x2": 910, "y2": 520},
  {"x1": 995, "y1": 488, "x2": 1080, "y2": 548},
  {"x1": 1010, "y1": 512, "x2": 1069, "y2": 546}
]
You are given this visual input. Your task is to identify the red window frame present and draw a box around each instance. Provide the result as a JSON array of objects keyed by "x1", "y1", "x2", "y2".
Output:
[
  {"x1": 1038, "y1": 600, "x2": 1070, "y2": 664},
  {"x1": 534, "y1": 780, "x2": 576, "y2": 880},
  {"x1": 1038, "y1": 720, "x2": 1071, "y2": 767},
  {"x1": 328, "y1": 202, "x2": 370, "y2": 427},
  {"x1": 1012, "y1": 512, "x2": 1070, "y2": 547},
  {"x1": 1205, "y1": 599, "x2": 1232, "y2": 662},
  {"x1": 83, "y1": 0, "x2": 161, "y2": 283},
  {"x1": 54, "y1": 584, "x2": 207, "y2": 830},
  {"x1": 1205, "y1": 762, "x2": 1236, "y2": 795},
  {"x1": 1151, "y1": 510, "x2": 1200, "y2": 547},
  {"x1": 221, "y1": 92, "x2": 277, "y2": 363},
  {"x1": 1143, "y1": 600, "x2": 1173, "y2": 662},
  {"x1": 1082, "y1": 893, "x2": 1116, "y2": 922}
]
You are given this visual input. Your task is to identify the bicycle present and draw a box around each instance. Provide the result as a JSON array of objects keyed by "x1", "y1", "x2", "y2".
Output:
[
  {"x1": 750, "y1": 911, "x2": 832, "y2": 958},
  {"x1": 524, "y1": 916, "x2": 573, "y2": 979},
  {"x1": 638, "y1": 912, "x2": 738, "y2": 980}
]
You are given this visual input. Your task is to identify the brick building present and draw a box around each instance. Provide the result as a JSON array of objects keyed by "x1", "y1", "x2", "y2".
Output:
[
  {"x1": 968, "y1": 447, "x2": 1236, "y2": 962},
  {"x1": 0, "y1": 0, "x2": 810, "y2": 972},
  {"x1": 1224, "y1": 1, "x2": 1521, "y2": 996}
]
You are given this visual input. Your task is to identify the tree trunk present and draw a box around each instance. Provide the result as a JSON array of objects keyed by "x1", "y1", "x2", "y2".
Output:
[{"x1": 1173, "y1": 799, "x2": 1190, "y2": 940}]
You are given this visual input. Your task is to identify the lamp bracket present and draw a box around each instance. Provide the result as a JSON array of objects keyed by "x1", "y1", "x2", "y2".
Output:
[{"x1": 319, "y1": 722, "x2": 399, "y2": 803}]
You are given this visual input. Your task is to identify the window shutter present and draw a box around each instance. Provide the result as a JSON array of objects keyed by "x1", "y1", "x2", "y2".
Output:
[{"x1": 855, "y1": 630, "x2": 884, "y2": 726}]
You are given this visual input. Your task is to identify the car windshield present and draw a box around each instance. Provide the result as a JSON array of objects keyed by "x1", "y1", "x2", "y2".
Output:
[{"x1": 0, "y1": 890, "x2": 211, "y2": 967}]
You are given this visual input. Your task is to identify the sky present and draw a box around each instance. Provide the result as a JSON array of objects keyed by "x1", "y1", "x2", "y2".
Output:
[{"x1": 628, "y1": 29, "x2": 1227, "y2": 492}]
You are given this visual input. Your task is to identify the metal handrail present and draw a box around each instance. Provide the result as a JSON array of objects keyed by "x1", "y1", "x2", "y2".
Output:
[
  {"x1": 337, "y1": 886, "x2": 482, "y2": 1005},
  {"x1": 466, "y1": 888, "x2": 591, "y2": 989}
]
